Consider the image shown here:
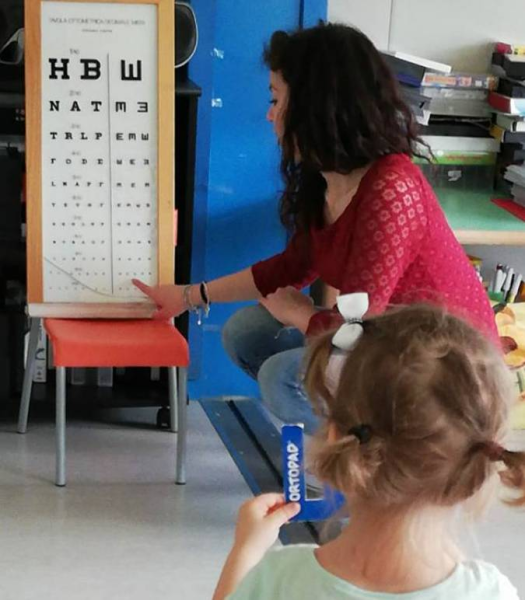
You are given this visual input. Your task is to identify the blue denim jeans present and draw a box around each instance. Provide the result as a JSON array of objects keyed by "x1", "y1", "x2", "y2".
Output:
[{"x1": 222, "y1": 304, "x2": 320, "y2": 434}]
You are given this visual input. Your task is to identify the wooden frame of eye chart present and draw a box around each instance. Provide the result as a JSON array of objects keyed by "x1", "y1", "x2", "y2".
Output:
[{"x1": 26, "y1": 0, "x2": 175, "y2": 318}]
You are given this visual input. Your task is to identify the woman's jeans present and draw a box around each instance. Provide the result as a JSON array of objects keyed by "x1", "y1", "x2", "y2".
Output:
[{"x1": 222, "y1": 304, "x2": 320, "y2": 434}]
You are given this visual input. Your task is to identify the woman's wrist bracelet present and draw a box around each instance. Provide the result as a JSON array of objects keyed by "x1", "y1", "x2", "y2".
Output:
[{"x1": 183, "y1": 282, "x2": 211, "y2": 325}]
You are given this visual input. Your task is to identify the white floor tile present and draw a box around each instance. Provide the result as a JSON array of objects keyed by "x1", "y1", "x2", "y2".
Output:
[{"x1": 0, "y1": 403, "x2": 250, "y2": 600}]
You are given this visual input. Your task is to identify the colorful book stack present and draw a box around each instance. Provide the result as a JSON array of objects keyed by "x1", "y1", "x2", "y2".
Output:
[
  {"x1": 489, "y1": 42, "x2": 525, "y2": 202},
  {"x1": 383, "y1": 51, "x2": 499, "y2": 190},
  {"x1": 381, "y1": 51, "x2": 447, "y2": 124}
]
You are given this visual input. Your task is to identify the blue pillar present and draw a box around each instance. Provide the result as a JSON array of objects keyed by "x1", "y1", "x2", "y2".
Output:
[
  {"x1": 188, "y1": 0, "x2": 328, "y2": 399},
  {"x1": 301, "y1": 0, "x2": 328, "y2": 27}
]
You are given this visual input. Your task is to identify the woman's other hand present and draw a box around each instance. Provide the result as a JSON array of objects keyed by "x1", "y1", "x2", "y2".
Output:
[{"x1": 260, "y1": 286, "x2": 315, "y2": 333}]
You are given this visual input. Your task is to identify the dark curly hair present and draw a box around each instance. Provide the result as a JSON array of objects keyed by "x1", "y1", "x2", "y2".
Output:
[{"x1": 263, "y1": 23, "x2": 427, "y2": 233}]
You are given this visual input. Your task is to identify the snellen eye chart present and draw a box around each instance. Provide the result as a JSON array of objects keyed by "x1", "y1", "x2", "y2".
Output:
[{"x1": 26, "y1": 0, "x2": 175, "y2": 318}]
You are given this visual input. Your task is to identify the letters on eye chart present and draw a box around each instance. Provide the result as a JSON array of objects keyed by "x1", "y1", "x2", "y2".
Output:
[{"x1": 39, "y1": 2, "x2": 160, "y2": 304}]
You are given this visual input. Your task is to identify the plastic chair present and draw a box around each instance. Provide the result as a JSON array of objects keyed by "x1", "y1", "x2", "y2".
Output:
[{"x1": 18, "y1": 317, "x2": 190, "y2": 487}]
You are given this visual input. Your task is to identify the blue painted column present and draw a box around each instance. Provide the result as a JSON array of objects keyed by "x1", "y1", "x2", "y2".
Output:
[
  {"x1": 301, "y1": 0, "x2": 328, "y2": 26},
  {"x1": 188, "y1": 0, "x2": 328, "y2": 399}
]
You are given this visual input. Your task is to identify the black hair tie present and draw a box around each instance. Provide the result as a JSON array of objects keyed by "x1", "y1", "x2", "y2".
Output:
[{"x1": 347, "y1": 424, "x2": 373, "y2": 444}]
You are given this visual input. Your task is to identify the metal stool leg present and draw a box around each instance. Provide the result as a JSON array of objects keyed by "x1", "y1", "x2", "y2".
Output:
[
  {"x1": 56, "y1": 367, "x2": 66, "y2": 487},
  {"x1": 168, "y1": 367, "x2": 178, "y2": 433},
  {"x1": 18, "y1": 317, "x2": 42, "y2": 434},
  {"x1": 175, "y1": 367, "x2": 188, "y2": 485}
]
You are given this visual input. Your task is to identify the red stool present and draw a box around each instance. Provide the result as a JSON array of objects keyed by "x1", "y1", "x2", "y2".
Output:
[{"x1": 18, "y1": 317, "x2": 190, "y2": 487}]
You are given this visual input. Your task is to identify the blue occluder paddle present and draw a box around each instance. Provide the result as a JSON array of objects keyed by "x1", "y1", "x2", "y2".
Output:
[{"x1": 282, "y1": 424, "x2": 345, "y2": 522}]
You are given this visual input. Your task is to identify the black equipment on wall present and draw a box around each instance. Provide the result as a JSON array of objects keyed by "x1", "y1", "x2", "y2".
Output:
[
  {"x1": 0, "y1": 0, "x2": 24, "y2": 93},
  {"x1": 0, "y1": 1, "x2": 23, "y2": 50},
  {"x1": 0, "y1": 148, "x2": 23, "y2": 241},
  {"x1": 174, "y1": 78, "x2": 201, "y2": 341},
  {"x1": 173, "y1": 1, "x2": 201, "y2": 341},
  {"x1": 175, "y1": 2, "x2": 198, "y2": 69}
]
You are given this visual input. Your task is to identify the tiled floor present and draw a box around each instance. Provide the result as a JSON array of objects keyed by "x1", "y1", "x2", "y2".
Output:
[
  {"x1": 0, "y1": 403, "x2": 252, "y2": 600},
  {"x1": 0, "y1": 403, "x2": 523, "y2": 599}
]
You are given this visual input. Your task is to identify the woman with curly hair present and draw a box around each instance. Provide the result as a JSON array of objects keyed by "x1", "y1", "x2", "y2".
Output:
[{"x1": 134, "y1": 23, "x2": 496, "y2": 432}]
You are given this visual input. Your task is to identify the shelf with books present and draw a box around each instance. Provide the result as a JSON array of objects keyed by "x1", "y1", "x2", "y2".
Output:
[{"x1": 437, "y1": 188, "x2": 525, "y2": 245}]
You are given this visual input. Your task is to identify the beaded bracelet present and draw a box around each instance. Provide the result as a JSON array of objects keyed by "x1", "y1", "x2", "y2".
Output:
[{"x1": 182, "y1": 284, "x2": 196, "y2": 312}]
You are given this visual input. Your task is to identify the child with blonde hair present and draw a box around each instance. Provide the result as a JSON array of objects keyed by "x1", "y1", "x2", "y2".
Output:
[{"x1": 214, "y1": 302, "x2": 523, "y2": 599}]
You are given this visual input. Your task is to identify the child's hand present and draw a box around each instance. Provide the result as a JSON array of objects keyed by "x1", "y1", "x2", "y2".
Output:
[
  {"x1": 212, "y1": 495, "x2": 300, "y2": 600},
  {"x1": 232, "y1": 493, "x2": 300, "y2": 560}
]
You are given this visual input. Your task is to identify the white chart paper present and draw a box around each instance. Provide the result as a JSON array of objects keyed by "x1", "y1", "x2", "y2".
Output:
[{"x1": 41, "y1": 2, "x2": 158, "y2": 303}]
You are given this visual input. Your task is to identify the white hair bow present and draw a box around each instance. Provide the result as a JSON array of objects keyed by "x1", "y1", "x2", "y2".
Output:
[
  {"x1": 325, "y1": 293, "x2": 369, "y2": 393},
  {"x1": 332, "y1": 293, "x2": 369, "y2": 350}
]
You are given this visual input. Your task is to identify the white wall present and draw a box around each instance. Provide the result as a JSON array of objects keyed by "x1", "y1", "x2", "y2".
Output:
[
  {"x1": 388, "y1": 0, "x2": 525, "y2": 72},
  {"x1": 328, "y1": 0, "x2": 525, "y2": 279},
  {"x1": 328, "y1": 0, "x2": 393, "y2": 49},
  {"x1": 329, "y1": 0, "x2": 525, "y2": 70}
]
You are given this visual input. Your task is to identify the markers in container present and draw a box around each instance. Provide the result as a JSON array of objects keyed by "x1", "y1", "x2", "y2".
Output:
[
  {"x1": 489, "y1": 264, "x2": 503, "y2": 293},
  {"x1": 509, "y1": 274, "x2": 523, "y2": 304},
  {"x1": 502, "y1": 268, "x2": 514, "y2": 300},
  {"x1": 518, "y1": 281, "x2": 525, "y2": 302},
  {"x1": 494, "y1": 266, "x2": 507, "y2": 294}
]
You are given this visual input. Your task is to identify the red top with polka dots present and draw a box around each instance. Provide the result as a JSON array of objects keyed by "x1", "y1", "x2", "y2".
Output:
[{"x1": 251, "y1": 153, "x2": 497, "y2": 341}]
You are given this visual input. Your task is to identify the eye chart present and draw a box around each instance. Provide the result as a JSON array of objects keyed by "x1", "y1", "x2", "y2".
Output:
[{"x1": 26, "y1": 0, "x2": 175, "y2": 318}]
